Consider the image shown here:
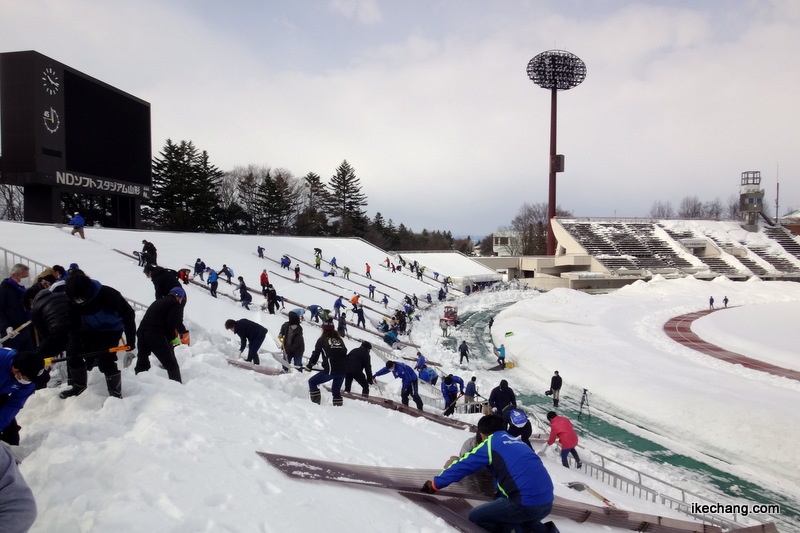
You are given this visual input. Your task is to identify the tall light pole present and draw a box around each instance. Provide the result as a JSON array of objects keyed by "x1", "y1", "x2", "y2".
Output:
[{"x1": 527, "y1": 50, "x2": 586, "y2": 255}]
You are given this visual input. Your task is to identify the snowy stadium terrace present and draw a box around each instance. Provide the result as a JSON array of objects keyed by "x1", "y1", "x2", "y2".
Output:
[{"x1": 477, "y1": 217, "x2": 800, "y2": 291}]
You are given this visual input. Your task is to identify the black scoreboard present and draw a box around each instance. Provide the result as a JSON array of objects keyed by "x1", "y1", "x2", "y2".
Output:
[{"x1": 0, "y1": 50, "x2": 151, "y2": 225}]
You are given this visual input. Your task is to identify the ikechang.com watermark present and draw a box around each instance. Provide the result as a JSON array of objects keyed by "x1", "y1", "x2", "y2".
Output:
[{"x1": 691, "y1": 502, "x2": 781, "y2": 517}]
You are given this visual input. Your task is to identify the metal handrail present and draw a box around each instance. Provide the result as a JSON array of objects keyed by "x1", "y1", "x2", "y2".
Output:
[
  {"x1": 521, "y1": 404, "x2": 777, "y2": 530},
  {"x1": 0, "y1": 245, "x2": 147, "y2": 311}
]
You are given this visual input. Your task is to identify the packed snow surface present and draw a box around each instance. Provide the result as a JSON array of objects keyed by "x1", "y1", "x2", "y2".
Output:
[{"x1": 2, "y1": 221, "x2": 798, "y2": 532}]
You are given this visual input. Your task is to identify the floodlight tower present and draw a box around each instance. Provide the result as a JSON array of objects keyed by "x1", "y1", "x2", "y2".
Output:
[{"x1": 527, "y1": 50, "x2": 586, "y2": 255}]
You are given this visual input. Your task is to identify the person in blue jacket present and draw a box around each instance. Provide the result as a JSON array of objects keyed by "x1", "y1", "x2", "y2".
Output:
[
  {"x1": 422, "y1": 414, "x2": 556, "y2": 532},
  {"x1": 417, "y1": 365, "x2": 438, "y2": 386},
  {"x1": 206, "y1": 268, "x2": 219, "y2": 298},
  {"x1": 333, "y1": 296, "x2": 344, "y2": 319},
  {"x1": 464, "y1": 376, "x2": 481, "y2": 412},
  {"x1": 372, "y1": 360, "x2": 423, "y2": 410},
  {"x1": 413, "y1": 351, "x2": 426, "y2": 370},
  {"x1": 0, "y1": 349, "x2": 44, "y2": 446},
  {"x1": 441, "y1": 374, "x2": 465, "y2": 417},
  {"x1": 382, "y1": 330, "x2": 398, "y2": 347},
  {"x1": 306, "y1": 305, "x2": 322, "y2": 323},
  {"x1": 494, "y1": 343, "x2": 506, "y2": 368},
  {"x1": 68, "y1": 211, "x2": 85, "y2": 239}
]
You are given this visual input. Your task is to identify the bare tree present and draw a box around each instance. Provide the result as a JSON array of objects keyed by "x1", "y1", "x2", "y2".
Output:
[
  {"x1": 506, "y1": 202, "x2": 572, "y2": 255},
  {"x1": 0, "y1": 183, "x2": 24, "y2": 221},
  {"x1": 228, "y1": 165, "x2": 271, "y2": 233},
  {"x1": 703, "y1": 198, "x2": 723, "y2": 219},
  {"x1": 677, "y1": 196, "x2": 704, "y2": 218},
  {"x1": 649, "y1": 200, "x2": 674, "y2": 218},
  {"x1": 216, "y1": 172, "x2": 239, "y2": 209},
  {"x1": 726, "y1": 194, "x2": 741, "y2": 219}
]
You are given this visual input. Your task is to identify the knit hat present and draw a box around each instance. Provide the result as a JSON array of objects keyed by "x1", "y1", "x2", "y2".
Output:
[
  {"x1": 169, "y1": 286, "x2": 185, "y2": 299},
  {"x1": 546, "y1": 411, "x2": 557, "y2": 421},
  {"x1": 13, "y1": 351, "x2": 45, "y2": 380},
  {"x1": 321, "y1": 316, "x2": 335, "y2": 331},
  {"x1": 508, "y1": 409, "x2": 528, "y2": 428}
]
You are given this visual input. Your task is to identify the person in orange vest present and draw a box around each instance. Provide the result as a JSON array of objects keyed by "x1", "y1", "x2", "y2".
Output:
[{"x1": 365, "y1": 263, "x2": 372, "y2": 278}]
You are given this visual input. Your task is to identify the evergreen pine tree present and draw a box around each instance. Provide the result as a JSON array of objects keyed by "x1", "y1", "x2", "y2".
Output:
[
  {"x1": 144, "y1": 139, "x2": 222, "y2": 231},
  {"x1": 255, "y1": 172, "x2": 296, "y2": 235},
  {"x1": 325, "y1": 160, "x2": 368, "y2": 236}
]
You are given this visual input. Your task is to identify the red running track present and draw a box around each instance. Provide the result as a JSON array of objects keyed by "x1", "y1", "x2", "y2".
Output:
[{"x1": 663, "y1": 308, "x2": 800, "y2": 382}]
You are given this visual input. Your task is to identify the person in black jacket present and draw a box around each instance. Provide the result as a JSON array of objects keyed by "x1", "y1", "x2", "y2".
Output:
[
  {"x1": 220, "y1": 264, "x2": 233, "y2": 285},
  {"x1": 344, "y1": 341, "x2": 373, "y2": 397},
  {"x1": 237, "y1": 276, "x2": 252, "y2": 310},
  {"x1": 278, "y1": 311, "x2": 304, "y2": 372},
  {"x1": 141, "y1": 240, "x2": 157, "y2": 267},
  {"x1": 60, "y1": 271, "x2": 136, "y2": 399},
  {"x1": 488, "y1": 379, "x2": 517, "y2": 414},
  {"x1": 27, "y1": 284, "x2": 70, "y2": 359},
  {"x1": 264, "y1": 285, "x2": 278, "y2": 314},
  {"x1": 549, "y1": 370, "x2": 562, "y2": 408},
  {"x1": 193, "y1": 258, "x2": 206, "y2": 281},
  {"x1": 306, "y1": 320, "x2": 348, "y2": 406},
  {"x1": 225, "y1": 318, "x2": 267, "y2": 365},
  {"x1": 144, "y1": 265, "x2": 185, "y2": 306},
  {"x1": 134, "y1": 287, "x2": 189, "y2": 382}
]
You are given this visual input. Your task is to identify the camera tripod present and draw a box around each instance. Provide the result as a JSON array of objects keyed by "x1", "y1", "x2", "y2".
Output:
[{"x1": 578, "y1": 388, "x2": 591, "y2": 419}]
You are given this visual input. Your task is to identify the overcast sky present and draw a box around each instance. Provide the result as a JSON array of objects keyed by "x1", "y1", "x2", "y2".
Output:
[{"x1": 3, "y1": 0, "x2": 799, "y2": 237}]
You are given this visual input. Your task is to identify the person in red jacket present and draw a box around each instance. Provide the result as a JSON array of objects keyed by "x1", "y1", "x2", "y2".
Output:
[
  {"x1": 259, "y1": 270, "x2": 270, "y2": 296},
  {"x1": 543, "y1": 411, "x2": 582, "y2": 469}
]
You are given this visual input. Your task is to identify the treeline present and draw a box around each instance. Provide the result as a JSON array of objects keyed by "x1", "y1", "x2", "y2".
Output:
[
  {"x1": 649, "y1": 195, "x2": 757, "y2": 219},
  {"x1": 140, "y1": 139, "x2": 456, "y2": 251}
]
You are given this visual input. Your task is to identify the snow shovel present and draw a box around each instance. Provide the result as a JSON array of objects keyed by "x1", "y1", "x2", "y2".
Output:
[
  {"x1": 566, "y1": 481, "x2": 617, "y2": 509},
  {"x1": 0, "y1": 321, "x2": 32, "y2": 346},
  {"x1": 444, "y1": 393, "x2": 463, "y2": 416},
  {"x1": 44, "y1": 345, "x2": 131, "y2": 366}
]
